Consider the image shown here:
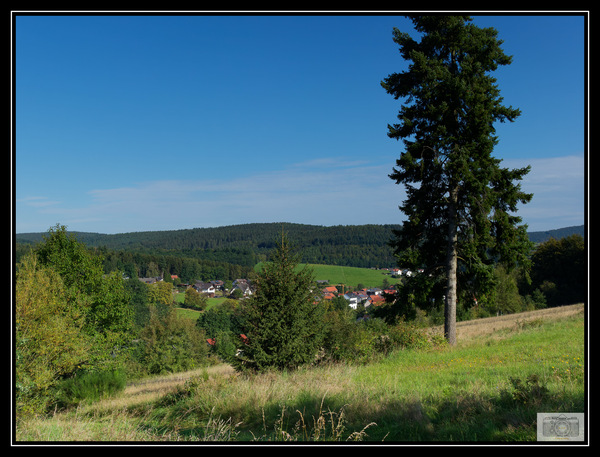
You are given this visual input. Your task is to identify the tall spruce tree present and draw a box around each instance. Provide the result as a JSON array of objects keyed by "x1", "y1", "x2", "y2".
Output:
[
  {"x1": 381, "y1": 16, "x2": 533, "y2": 344},
  {"x1": 232, "y1": 234, "x2": 326, "y2": 372}
]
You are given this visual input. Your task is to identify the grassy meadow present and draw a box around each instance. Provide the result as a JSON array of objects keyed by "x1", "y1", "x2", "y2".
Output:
[
  {"x1": 15, "y1": 304, "x2": 585, "y2": 443},
  {"x1": 255, "y1": 263, "x2": 402, "y2": 289}
]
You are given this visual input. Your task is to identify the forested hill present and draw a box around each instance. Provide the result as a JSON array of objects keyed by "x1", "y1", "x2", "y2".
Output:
[
  {"x1": 15, "y1": 223, "x2": 403, "y2": 269},
  {"x1": 526, "y1": 225, "x2": 585, "y2": 244},
  {"x1": 15, "y1": 223, "x2": 585, "y2": 269}
]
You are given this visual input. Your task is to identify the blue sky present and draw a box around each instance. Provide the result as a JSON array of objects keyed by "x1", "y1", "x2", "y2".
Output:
[{"x1": 14, "y1": 13, "x2": 587, "y2": 234}]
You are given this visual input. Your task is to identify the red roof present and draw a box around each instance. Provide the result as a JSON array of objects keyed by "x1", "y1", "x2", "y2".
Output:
[{"x1": 369, "y1": 295, "x2": 386, "y2": 306}]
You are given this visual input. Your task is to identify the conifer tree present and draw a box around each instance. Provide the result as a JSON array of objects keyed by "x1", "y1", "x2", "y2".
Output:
[
  {"x1": 381, "y1": 16, "x2": 533, "y2": 344},
  {"x1": 233, "y1": 234, "x2": 326, "y2": 372}
]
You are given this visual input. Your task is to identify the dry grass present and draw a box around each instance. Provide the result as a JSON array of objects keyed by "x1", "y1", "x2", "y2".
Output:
[
  {"x1": 86, "y1": 364, "x2": 236, "y2": 413},
  {"x1": 428, "y1": 303, "x2": 584, "y2": 342}
]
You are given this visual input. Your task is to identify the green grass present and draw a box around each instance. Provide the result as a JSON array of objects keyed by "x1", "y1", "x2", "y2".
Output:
[
  {"x1": 175, "y1": 296, "x2": 228, "y2": 321},
  {"x1": 15, "y1": 311, "x2": 585, "y2": 442},
  {"x1": 255, "y1": 262, "x2": 401, "y2": 289}
]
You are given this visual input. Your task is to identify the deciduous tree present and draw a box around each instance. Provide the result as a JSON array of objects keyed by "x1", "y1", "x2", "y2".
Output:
[{"x1": 15, "y1": 253, "x2": 89, "y2": 417}]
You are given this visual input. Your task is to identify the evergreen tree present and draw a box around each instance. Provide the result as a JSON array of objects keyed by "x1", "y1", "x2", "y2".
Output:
[
  {"x1": 233, "y1": 234, "x2": 326, "y2": 372},
  {"x1": 381, "y1": 16, "x2": 533, "y2": 344}
]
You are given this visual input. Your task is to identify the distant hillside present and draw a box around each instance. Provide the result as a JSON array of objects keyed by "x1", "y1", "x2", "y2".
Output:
[
  {"x1": 15, "y1": 223, "x2": 403, "y2": 269},
  {"x1": 15, "y1": 223, "x2": 585, "y2": 268},
  {"x1": 527, "y1": 225, "x2": 584, "y2": 244}
]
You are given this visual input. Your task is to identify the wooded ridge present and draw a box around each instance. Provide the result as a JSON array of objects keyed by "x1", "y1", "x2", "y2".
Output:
[{"x1": 15, "y1": 223, "x2": 584, "y2": 269}]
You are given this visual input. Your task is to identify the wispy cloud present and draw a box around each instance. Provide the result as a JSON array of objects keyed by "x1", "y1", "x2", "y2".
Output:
[
  {"x1": 17, "y1": 196, "x2": 62, "y2": 208},
  {"x1": 503, "y1": 154, "x2": 585, "y2": 231},
  {"x1": 16, "y1": 155, "x2": 585, "y2": 234},
  {"x1": 18, "y1": 158, "x2": 402, "y2": 233}
]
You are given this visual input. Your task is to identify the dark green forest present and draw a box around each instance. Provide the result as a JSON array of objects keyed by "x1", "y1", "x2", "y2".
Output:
[
  {"x1": 15, "y1": 222, "x2": 584, "y2": 275},
  {"x1": 16, "y1": 223, "x2": 406, "y2": 276}
]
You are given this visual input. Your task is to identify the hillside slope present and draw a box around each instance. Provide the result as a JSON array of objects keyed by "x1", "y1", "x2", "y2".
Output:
[
  {"x1": 15, "y1": 223, "x2": 584, "y2": 269},
  {"x1": 16, "y1": 223, "x2": 403, "y2": 268}
]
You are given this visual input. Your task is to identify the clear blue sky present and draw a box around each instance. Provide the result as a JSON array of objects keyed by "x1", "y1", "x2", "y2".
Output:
[{"x1": 14, "y1": 13, "x2": 587, "y2": 234}]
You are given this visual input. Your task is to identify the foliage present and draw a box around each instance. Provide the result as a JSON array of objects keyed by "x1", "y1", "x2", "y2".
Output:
[
  {"x1": 54, "y1": 369, "x2": 127, "y2": 409},
  {"x1": 529, "y1": 234, "x2": 585, "y2": 306},
  {"x1": 33, "y1": 225, "x2": 134, "y2": 367},
  {"x1": 101, "y1": 248, "x2": 253, "y2": 283},
  {"x1": 232, "y1": 235, "x2": 327, "y2": 372},
  {"x1": 147, "y1": 280, "x2": 173, "y2": 305},
  {"x1": 15, "y1": 226, "x2": 136, "y2": 417},
  {"x1": 491, "y1": 264, "x2": 525, "y2": 315},
  {"x1": 381, "y1": 16, "x2": 533, "y2": 343},
  {"x1": 15, "y1": 253, "x2": 90, "y2": 418},
  {"x1": 90, "y1": 270, "x2": 134, "y2": 338},
  {"x1": 123, "y1": 276, "x2": 151, "y2": 329},
  {"x1": 35, "y1": 224, "x2": 105, "y2": 300},
  {"x1": 196, "y1": 299, "x2": 245, "y2": 338},
  {"x1": 184, "y1": 287, "x2": 208, "y2": 310},
  {"x1": 137, "y1": 304, "x2": 208, "y2": 375}
]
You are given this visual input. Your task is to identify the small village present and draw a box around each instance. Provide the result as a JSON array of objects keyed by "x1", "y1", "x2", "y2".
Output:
[{"x1": 136, "y1": 266, "x2": 425, "y2": 310}]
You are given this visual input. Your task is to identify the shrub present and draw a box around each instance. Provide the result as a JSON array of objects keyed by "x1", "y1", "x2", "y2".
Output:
[
  {"x1": 138, "y1": 304, "x2": 208, "y2": 375},
  {"x1": 386, "y1": 320, "x2": 431, "y2": 351},
  {"x1": 55, "y1": 369, "x2": 127, "y2": 408}
]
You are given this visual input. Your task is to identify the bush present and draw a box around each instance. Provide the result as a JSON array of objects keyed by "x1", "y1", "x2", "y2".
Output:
[
  {"x1": 55, "y1": 369, "x2": 127, "y2": 408},
  {"x1": 138, "y1": 304, "x2": 208, "y2": 375},
  {"x1": 321, "y1": 314, "x2": 436, "y2": 364},
  {"x1": 386, "y1": 320, "x2": 431, "y2": 351}
]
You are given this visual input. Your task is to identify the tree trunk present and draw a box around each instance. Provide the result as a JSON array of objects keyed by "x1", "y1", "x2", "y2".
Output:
[{"x1": 444, "y1": 187, "x2": 458, "y2": 345}]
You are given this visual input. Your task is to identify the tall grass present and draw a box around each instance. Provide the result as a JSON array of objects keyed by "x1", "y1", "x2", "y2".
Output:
[{"x1": 16, "y1": 311, "x2": 584, "y2": 442}]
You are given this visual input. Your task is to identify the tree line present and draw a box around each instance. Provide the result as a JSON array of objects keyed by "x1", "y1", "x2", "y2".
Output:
[
  {"x1": 16, "y1": 242, "x2": 253, "y2": 283},
  {"x1": 16, "y1": 223, "x2": 403, "y2": 269}
]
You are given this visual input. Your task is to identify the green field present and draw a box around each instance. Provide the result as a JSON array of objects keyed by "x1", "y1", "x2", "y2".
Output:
[
  {"x1": 255, "y1": 263, "x2": 402, "y2": 290},
  {"x1": 16, "y1": 306, "x2": 585, "y2": 442}
]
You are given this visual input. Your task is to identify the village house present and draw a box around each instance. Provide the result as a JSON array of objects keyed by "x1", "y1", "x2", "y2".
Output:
[
  {"x1": 343, "y1": 292, "x2": 369, "y2": 309},
  {"x1": 193, "y1": 281, "x2": 216, "y2": 297},
  {"x1": 367, "y1": 294, "x2": 386, "y2": 307},
  {"x1": 322, "y1": 286, "x2": 339, "y2": 295},
  {"x1": 138, "y1": 277, "x2": 161, "y2": 285},
  {"x1": 230, "y1": 279, "x2": 253, "y2": 297},
  {"x1": 367, "y1": 287, "x2": 383, "y2": 296}
]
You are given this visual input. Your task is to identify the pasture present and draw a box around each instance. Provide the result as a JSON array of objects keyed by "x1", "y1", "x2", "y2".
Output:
[{"x1": 255, "y1": 262, "x2": 402, "y2": 290}]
